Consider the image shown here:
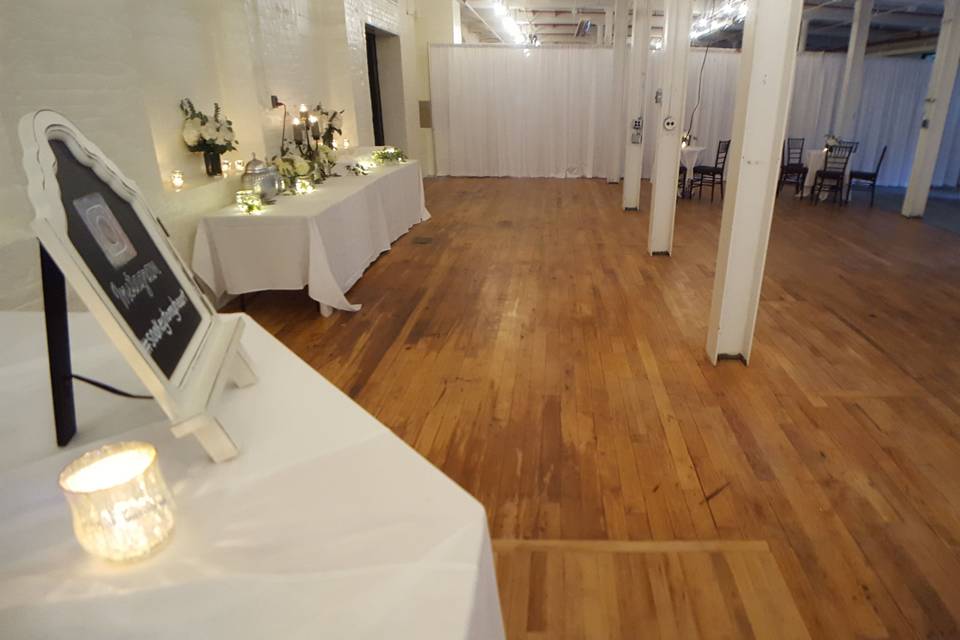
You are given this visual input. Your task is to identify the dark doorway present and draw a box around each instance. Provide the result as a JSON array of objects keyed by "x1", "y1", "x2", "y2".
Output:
[{"x1": 365, "y1": 27, "x2": 385, "y2": 146}]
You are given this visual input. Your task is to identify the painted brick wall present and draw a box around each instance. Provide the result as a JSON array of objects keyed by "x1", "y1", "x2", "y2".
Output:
[{"x1": 0, "y1": 0, "x2": 414, "y2": 314}]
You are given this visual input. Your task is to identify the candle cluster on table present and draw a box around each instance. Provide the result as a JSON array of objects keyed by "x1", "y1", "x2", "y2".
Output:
[
  {"x1": 235, "y1": 189, "x2": 263, "y2": 214},
  {"x1": 171, "y1": 169, "x2": 184, "y2": 190},
  {"x1": 59, "y1": 441, "x2": 175, "y2": 562}
]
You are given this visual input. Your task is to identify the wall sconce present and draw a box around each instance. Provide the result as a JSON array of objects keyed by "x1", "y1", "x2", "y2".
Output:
[
  {"x1": 171, "y1": 170, "x2": 184, "y2": 190},
  {"x1": 59, "y1": 441, "x2": 174, "y2": 562}
]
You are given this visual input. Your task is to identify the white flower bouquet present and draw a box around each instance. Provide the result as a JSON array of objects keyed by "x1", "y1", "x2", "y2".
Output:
[{"x1": 179, "y1": 98, "x2": 238, "y2": 154}]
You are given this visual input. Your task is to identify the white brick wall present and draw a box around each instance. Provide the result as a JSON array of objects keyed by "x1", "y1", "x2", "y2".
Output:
[{"x1": 0, "y1": 0, "x2": 414, "y2": 312}]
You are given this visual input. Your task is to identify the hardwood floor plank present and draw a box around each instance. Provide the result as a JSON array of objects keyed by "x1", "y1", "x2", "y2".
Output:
[{"x1": 241, "y1": 177, "x2": 960, "y2": 638}]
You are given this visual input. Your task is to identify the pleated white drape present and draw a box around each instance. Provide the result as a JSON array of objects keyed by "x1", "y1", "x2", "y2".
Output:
[
  {"x1": 431, "y1": 45, "x2": 960, "y2": 187},
  {"x1": 430, "y1": 46, "x2": 613, "y2": 178}
]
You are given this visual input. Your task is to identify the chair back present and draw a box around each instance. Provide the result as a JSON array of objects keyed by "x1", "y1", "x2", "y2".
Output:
[
  {"x1": 783, "y1": 138, "x2": 804, "y2": 166},
  {"x1": 825, "y1": 142, "x2": 854, "y2": 173},
  {"x1": 874, "y1": 145, "x2": 887, "y2": 174},
  {"x1": 715, "y1": 140, "x2": 731, "y2": 171},
  {"x1": 838, "y1": 139, "x2": 859, "y2": 153}
]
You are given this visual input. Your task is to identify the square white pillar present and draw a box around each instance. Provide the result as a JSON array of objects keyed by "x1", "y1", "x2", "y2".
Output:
[
  {"x1": 623, "y1": 0, "x2": 652, "y2": 209},
  {"x1": 647, "y1": 0, "x2": 693, "y2": 255},
  {"x1": 705, "y1": 0, "x2": 805, "y2": 364},
  {"x1": 833, "y1": 0, "x2": 874, "y2": 139},
  {"x1": 903, "y1": 0, "x2": 960, "y2": 218},
  {"x1": 608, "y1": 0, "x2": 631, "y2": 183}
]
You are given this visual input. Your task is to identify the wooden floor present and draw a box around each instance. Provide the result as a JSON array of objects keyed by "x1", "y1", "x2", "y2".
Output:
[{"x1": 240, "y1": 178, "x2": 960, "y2": 639}]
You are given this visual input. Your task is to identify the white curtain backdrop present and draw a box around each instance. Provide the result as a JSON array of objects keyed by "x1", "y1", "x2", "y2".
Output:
[
  {"x1": 431, "y1": 45, "x2": 960, "y2": 187},
  {"x1": 430, "y1": 45, "x2": 613, "y2": 178}
]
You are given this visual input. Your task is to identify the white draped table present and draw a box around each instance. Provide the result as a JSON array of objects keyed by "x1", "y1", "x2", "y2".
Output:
[
  {"x1": 191, "y1": 160, "x2": 430, "y2": 313},
  {"x1": 0, "y1": 312, "x2": 504, "y2": 639}
]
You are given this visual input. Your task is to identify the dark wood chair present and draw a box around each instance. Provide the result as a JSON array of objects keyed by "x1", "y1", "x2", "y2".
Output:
[
  {"x1": 846, "y1": 145, "x2": 886, "y2": 207},
  {"x1": 777, "y1": 137, "x2": 807, "y2": 196},
  {"x1": 678, "y1": 165, "x2": 688, "y2": 198},
  {"x1": 690, "y1": 140, "x2": 730, "y2": 202},
  {"x1": 810, "y1": 142, "x2": 855, "y2": 205}
]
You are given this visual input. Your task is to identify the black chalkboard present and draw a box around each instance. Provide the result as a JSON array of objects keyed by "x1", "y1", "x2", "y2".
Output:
[{"x1": 51, "y1": 140, "x2": 201, "y2": 378}]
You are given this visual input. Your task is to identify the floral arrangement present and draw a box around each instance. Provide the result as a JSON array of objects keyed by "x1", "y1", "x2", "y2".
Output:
[
  {"x1": 824, "y1": 134, "x2": 839, "y2": 150},
  {"x1": 272, "y1": 154, "x2": 314, "y2": 179},
  {"x1": 272, "y1": 144, "x2": 338, "y2": 193},
  {"x1": 320, "y1": 108, "x2": 344, "y2": 149},
  {"x1": 371, "y1": 147, "x2": 407, "y2": 165},
  {"x1": 179, "y1": 99, "x2": 237, "y2": 154}
]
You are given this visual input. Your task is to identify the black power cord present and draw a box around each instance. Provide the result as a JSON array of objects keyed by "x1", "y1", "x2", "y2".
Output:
[
  {"x1": 686, "y1": 43, "x2": 711, "y2": 143},
  {"x1": 71, "y1": 374, "x2": 152, "y2": 400}
]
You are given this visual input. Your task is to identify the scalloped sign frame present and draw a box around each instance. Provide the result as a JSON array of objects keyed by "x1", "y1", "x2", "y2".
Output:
[{"x1": 19, "y1": 110, "x2": 255, "y2": 462}]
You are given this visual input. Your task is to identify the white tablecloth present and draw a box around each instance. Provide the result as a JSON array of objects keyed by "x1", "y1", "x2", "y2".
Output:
[
  {"x1": 0, "y1": 312, "x2": 504, "y2": 639},
  {"x1": 680, "y1": 145, "x2": 706, "y2": 172},
  {"x1": 191, "y1": 160, "x2": 430, "y2": 312}
]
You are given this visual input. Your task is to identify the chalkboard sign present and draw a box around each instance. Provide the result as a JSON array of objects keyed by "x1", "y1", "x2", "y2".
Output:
[
  {"x1": 52, "y1": 141, "x2": 202, "y2": 378},
  {"x1": 21, "y1": 110, "x2": 255, "y2": 462}
]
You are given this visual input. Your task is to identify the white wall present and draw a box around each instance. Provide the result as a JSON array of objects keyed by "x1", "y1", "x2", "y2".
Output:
[{"x1": 0, "y1": 0, "x2": 422, "y2": 313}]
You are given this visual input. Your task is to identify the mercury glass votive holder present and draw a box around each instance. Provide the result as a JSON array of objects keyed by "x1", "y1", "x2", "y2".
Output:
[
  {"x1": 59, "y1": 441, "x2": 175, "y2": 562},
  {"x1": 236, "y1": 189, "x2": 255, "y2": 210},
  {"x1": 294, "y1": 177, "x2": 314, "y2": 194}
]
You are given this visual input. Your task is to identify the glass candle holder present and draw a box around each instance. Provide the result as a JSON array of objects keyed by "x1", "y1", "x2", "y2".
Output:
[
  {"x1": 236, "y1": 189, "x2": 255, "y2": 210},
  {"x1": 294, "y1": 177, "x2": 314, "y2": 194},
  {"x1": 221, "y1": 159, "x2": 231, "y2": 174},
  {"x1": 171, "y1": 170, "x2": 184, "y2": 190},
  {"x1": 59, "y1": 441, "x2": 174, "y2": 562},
  {"x1": 234, "y1": 159, "x2": 245, "y2": 172}
]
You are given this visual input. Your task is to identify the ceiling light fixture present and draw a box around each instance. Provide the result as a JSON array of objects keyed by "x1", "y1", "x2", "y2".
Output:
[{"x1": 690, "y1": 0, "x2": 748, "y2": 42}]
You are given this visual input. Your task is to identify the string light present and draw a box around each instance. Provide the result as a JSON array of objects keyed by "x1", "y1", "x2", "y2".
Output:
[{"x1": 690, "y1": 0, "x2": 748, "y2": 41}]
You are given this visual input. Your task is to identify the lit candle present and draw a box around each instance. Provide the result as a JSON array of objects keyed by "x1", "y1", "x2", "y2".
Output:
[
  {"x1": 59, "y1": 442, "x2": 174, "y2": 562},
  {"x1": 171, "y1": 170, "x2": 184, "y2": 190},
  {"x1": 309, "y1": 115, "x2": 321, "y2": 140},
  {"x1": 299, "y1": 104, "x2": 308, "y2": 114},
  {"x1": 234, "y1": 159, "x2": 245, "y2": 171},
  {"x1": 221, "y1": 159, "x2": 231, "y2": 173},
  {"x1": 343, "y1": 138, "x2": 351, "y2": 150},
  {"x1": 292, "y1": 116, "x2": 303, "y2": 143}
]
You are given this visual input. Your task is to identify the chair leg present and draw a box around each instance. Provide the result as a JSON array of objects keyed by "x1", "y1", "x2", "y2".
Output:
[
  {"x1": 720, "y1": 179, "x2": 724, "y2": 200},
  {"x1": 870, "y1": 182, "x2": 876, "y2": 207}
]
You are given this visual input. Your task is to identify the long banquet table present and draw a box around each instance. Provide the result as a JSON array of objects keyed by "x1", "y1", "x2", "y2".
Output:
[
  {"x1": 0, "y1": 312, "x2": 504, "y2": 639},
  {"x1": 191, "y1": 158, "x2": 430, "y2": 314}
]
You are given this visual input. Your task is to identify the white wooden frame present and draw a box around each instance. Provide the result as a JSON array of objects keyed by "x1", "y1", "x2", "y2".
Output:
[{"x1": 19, "y1": 110, "x2": 255, "y2": 462}]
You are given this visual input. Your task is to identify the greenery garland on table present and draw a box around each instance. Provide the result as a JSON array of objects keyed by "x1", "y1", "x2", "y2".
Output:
[{"x1": 371, "y1": 147, "x2": 407, "y2": 164}]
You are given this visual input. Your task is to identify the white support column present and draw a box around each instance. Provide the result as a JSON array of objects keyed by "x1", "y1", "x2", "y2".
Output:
[
  {"x1": 798, "y1": 16, "x2": 809, "y2": 52},
  {"x1": 833, "y1": 0, "x2": 873, "y2": 138},
  {"x1": 647, "y1": 0, "x2": 692, "y2": 255},
  {"x1": 623, "y1": 0, "x2": 652, "y2": 208},
  {"x1": 903, "y1": 0, "x2": 960, "y2": 218},
  {"x1": 705, "y1": 0, "x2": 804, "y2": 365},
  {"x1": 608, "y1": 0, "x2": 630, "y2": 183}
]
